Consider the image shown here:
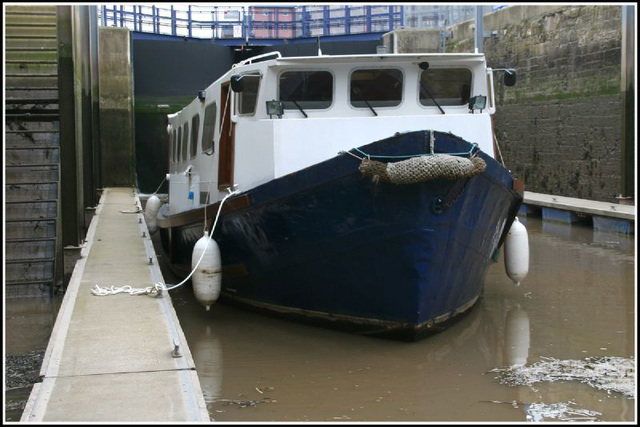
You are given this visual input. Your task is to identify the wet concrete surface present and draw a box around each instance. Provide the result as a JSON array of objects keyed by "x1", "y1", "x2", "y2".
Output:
[{"x1": 4, "y1": 216, "x2": 636, "y2": 422}]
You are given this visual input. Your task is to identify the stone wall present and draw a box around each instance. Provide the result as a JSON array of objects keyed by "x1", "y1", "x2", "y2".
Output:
[
  {"x1": 388, "y1": 5, "x2": 624, "y2": 202},
  {"x1": 471, "y1": 5, "x2": 622, "y2": 202}
]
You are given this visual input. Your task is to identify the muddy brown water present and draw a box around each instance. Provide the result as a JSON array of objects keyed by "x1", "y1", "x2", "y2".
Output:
[{"x1": 4, "y1": 216, "x2": 636, "y2": 422}]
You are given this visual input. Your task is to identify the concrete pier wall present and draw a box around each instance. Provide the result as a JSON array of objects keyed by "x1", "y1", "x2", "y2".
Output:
[{"x1": 98, "y1": 27, "x2": 135, "y2": 186}]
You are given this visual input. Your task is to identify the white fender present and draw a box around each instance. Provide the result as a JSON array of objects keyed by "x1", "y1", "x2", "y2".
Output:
[
  {"x1": 504, "y1": 217, "x2": 529, "y2": 286},
  {"x1": 144, "y1": 194, "x2": 162, "y2": 235},
  {"x1": 192, "y1": 231, "x2": 222, "y2": 311}
]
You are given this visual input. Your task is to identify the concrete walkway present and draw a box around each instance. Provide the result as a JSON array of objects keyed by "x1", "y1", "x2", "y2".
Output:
[
  {"x1": 523, "y1": 191, "x2": 635, "y2": 221},
  {"x1": 22, "y1": 187, "x2": 210, "y2": 422}
]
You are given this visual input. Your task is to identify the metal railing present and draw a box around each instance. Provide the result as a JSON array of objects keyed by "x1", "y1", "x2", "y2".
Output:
[{"x1": 97, "y1": 5, "x2": 404, "y2": 41}]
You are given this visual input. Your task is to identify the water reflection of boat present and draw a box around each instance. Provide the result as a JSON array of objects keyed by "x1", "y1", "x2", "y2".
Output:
[
  {"x1": 155, "y1": 51, "x2": 526, "y2": 340},
  {"x1": 192, "y1": 325, "x2": 223, "y2": 404},
  {"x1": 504, "y1": 304, "x2": 530, "y2": 367}
]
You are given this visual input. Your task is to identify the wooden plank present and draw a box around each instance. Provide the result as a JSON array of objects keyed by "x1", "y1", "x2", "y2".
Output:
[
  {"x1": 6, "y1": 120, "x2": 60, "y2": 132},
  {"x1": 6, "y1": 260, "x2": 54, "y2": 282},
  {"x1": 5, "y1": 201, "x2": 57, "y2": 220},
  {"x1": 5, "y1": 147, "x2": 59, "y2": 165},
  {"x1": 5, "y1": 240, "x2": 56, "y2": 260},
  {"x1": 5, "y1": 75, "x2": 59, "y2": 88},
  {"x1": 5, "y1": 130, "x2": 60, "y2": 145},
  {"x1": 5, "y1": 63, "x2": 58, "y2": 76},
  {"x1": 5, "y1": 166, "x2": 59, "y2": 183},
  {"x1": 5, "y1": 182, "x2": 59, "y2": 202},
  {"x1": 5, "y1": 26, "x2": 57, "y2": 38},
  {"x1": 5, "y1": 220, "x2": 57, "y2": 240},
  {"x1": 5, "y1": 88, "x2": 59, "y2": 99},
  {"x1": 4, "y1": 283, "x2": 52, "y2": 298},
  {"x1": 5, "y1": 37, "x2": 58, "y2": 48},
  {"x1": 4, "y1": 5, "x2": 57, "y2": 14}
]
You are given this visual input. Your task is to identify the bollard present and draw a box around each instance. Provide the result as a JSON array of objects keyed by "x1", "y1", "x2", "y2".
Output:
[{"x1": 172, "y1": 339, "x2": 182, "y2": 358}]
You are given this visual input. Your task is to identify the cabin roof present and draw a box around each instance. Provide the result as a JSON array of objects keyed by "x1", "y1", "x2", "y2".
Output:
[
  {"x1": 232, "y1": 52, "x2": 487, "y2": 69},
  {"x1": 272, "y1": 52, "x2": 486, "y2": 65}
]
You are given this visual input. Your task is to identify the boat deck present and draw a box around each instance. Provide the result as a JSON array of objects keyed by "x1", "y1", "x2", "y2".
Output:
[{"x1": 21, "y1": 187, "x2": 210, "y2": 422}]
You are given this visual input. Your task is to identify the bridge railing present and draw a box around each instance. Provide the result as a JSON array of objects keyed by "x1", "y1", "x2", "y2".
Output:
[{"x1": 97, "y1": 5, "x2": 404, "y2": 41}]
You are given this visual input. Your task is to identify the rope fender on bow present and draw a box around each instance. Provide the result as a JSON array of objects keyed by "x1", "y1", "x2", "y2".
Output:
[{"x1": 359, "y1": 154, "x2": 486, "y2": 185}]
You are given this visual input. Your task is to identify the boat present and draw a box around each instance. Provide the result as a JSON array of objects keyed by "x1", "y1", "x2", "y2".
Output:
[{"x1": 155, "y1": 50, "x2": 527, "y2": 341}]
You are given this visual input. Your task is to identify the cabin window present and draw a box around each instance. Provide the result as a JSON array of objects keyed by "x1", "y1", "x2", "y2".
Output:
[
  {"x1": 182, "y1": 122, "x2": 190, "y2": 161},
  {"x1": 279, "y1": 70, "x2": 333, "y2": 110},
  {"x1": 202, "y1": 102, "x2": 217, "y2": 154},
  {"x1": 237, "y1": 74, "x2": 261, "y2": 115},
  {"x1": 177, "y1": 127, "x2": 182, "y2": 162},
  {"x1": 350, "y1": 68, "x2": 403, "y2": 108},
  {"x1": 190, "y1": 114, "x2": 200, "y2": 158},
  {"x1": 419, "y1": 68, "x2": 472, "y2": 106}
]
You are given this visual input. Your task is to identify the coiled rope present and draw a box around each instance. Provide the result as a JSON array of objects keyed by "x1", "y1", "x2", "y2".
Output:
[{"x1": 91, "y1": 187, "x2": 239, "y2": 297}]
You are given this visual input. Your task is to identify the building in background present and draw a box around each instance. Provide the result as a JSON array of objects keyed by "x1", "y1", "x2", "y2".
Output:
[
  {"x1": 97, "y1": 4, "x2": 500, "y2": 41},
  {"x1": 403, "y1": 4, "x2": 477, "y2": 29}
]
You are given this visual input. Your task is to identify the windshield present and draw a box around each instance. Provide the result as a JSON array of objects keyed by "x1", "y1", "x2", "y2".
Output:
[
  {"x1": 279, "y1": 70, "x2": 333, "y2": 110},
  {"x1": 350, "y1": 68, "x2": 403, "y2": 108},
  {"x1": 419, "y1": 68, "x2": 472, "y2": 106}
]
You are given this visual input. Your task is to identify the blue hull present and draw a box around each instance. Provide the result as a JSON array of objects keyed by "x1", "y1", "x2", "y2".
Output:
[{"x1": 159, "y1": 130, "x2": 522, "y2": 340}]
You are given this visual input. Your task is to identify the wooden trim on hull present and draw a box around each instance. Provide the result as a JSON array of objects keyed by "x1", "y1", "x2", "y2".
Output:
[{"x1": 157, "y1": 194, "x2": 250, "y2": 230}]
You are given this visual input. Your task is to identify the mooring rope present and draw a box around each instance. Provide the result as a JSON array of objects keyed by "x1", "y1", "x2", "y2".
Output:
[
  {"x1": 152, "y1": 175, "x2": 167, "y2": 195},
  {"x1": 493, "y1": 131, "x2": 506, "y2": 166},
  {"x1": 91, "y1": 187, "x2": 239, "y2": 297}
]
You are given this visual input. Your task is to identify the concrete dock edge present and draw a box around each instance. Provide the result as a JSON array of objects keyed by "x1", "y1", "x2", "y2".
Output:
[{"x1": 21, "y1": 188, "x2": 210, "y2": 422}]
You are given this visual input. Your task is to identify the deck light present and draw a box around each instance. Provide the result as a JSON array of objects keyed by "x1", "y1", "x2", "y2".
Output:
[
  {"x1": 266, "y1": 100, "x2": 284, "y2": 119},
  {"x1": 468, "y1": 95, "x2": 487, "y2": 113}
]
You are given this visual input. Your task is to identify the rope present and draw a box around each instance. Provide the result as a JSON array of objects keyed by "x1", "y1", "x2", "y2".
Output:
[
  {"x1": 352, "y1": 145, "x2": 478, "y2": 160},
  {"x1": 152, "y1": 176, "x2": 167, "y2": 195},
  {"x1": 429, "y1": 130, "x2": 435, "y2": 154},
  {"x1": 203, "y1": 181, "x2": 212, "y2": 234},
  {"x1": 493, "y1": 131, "x2": 505, "y2": 166},
  {"x1": 92, "y1": 187, "x2": 240, "y2": 297},
  {"x1": 221, "y1": 87, "x2": 232, "y2": 137}
]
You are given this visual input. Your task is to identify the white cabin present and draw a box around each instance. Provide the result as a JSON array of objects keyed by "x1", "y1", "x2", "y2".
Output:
[{"x1": 166, "y1": 52, "x2": 501, "y2": 214}]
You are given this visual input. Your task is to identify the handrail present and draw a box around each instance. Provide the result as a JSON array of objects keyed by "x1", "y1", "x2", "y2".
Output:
[{"x1": 235, "y1": 51, "x2": 282, "y2": 67}]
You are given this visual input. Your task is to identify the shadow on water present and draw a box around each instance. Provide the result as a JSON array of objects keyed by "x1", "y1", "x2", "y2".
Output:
[{"x1": 163, "y1": 217, "x2": 636, "y2": 422}]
